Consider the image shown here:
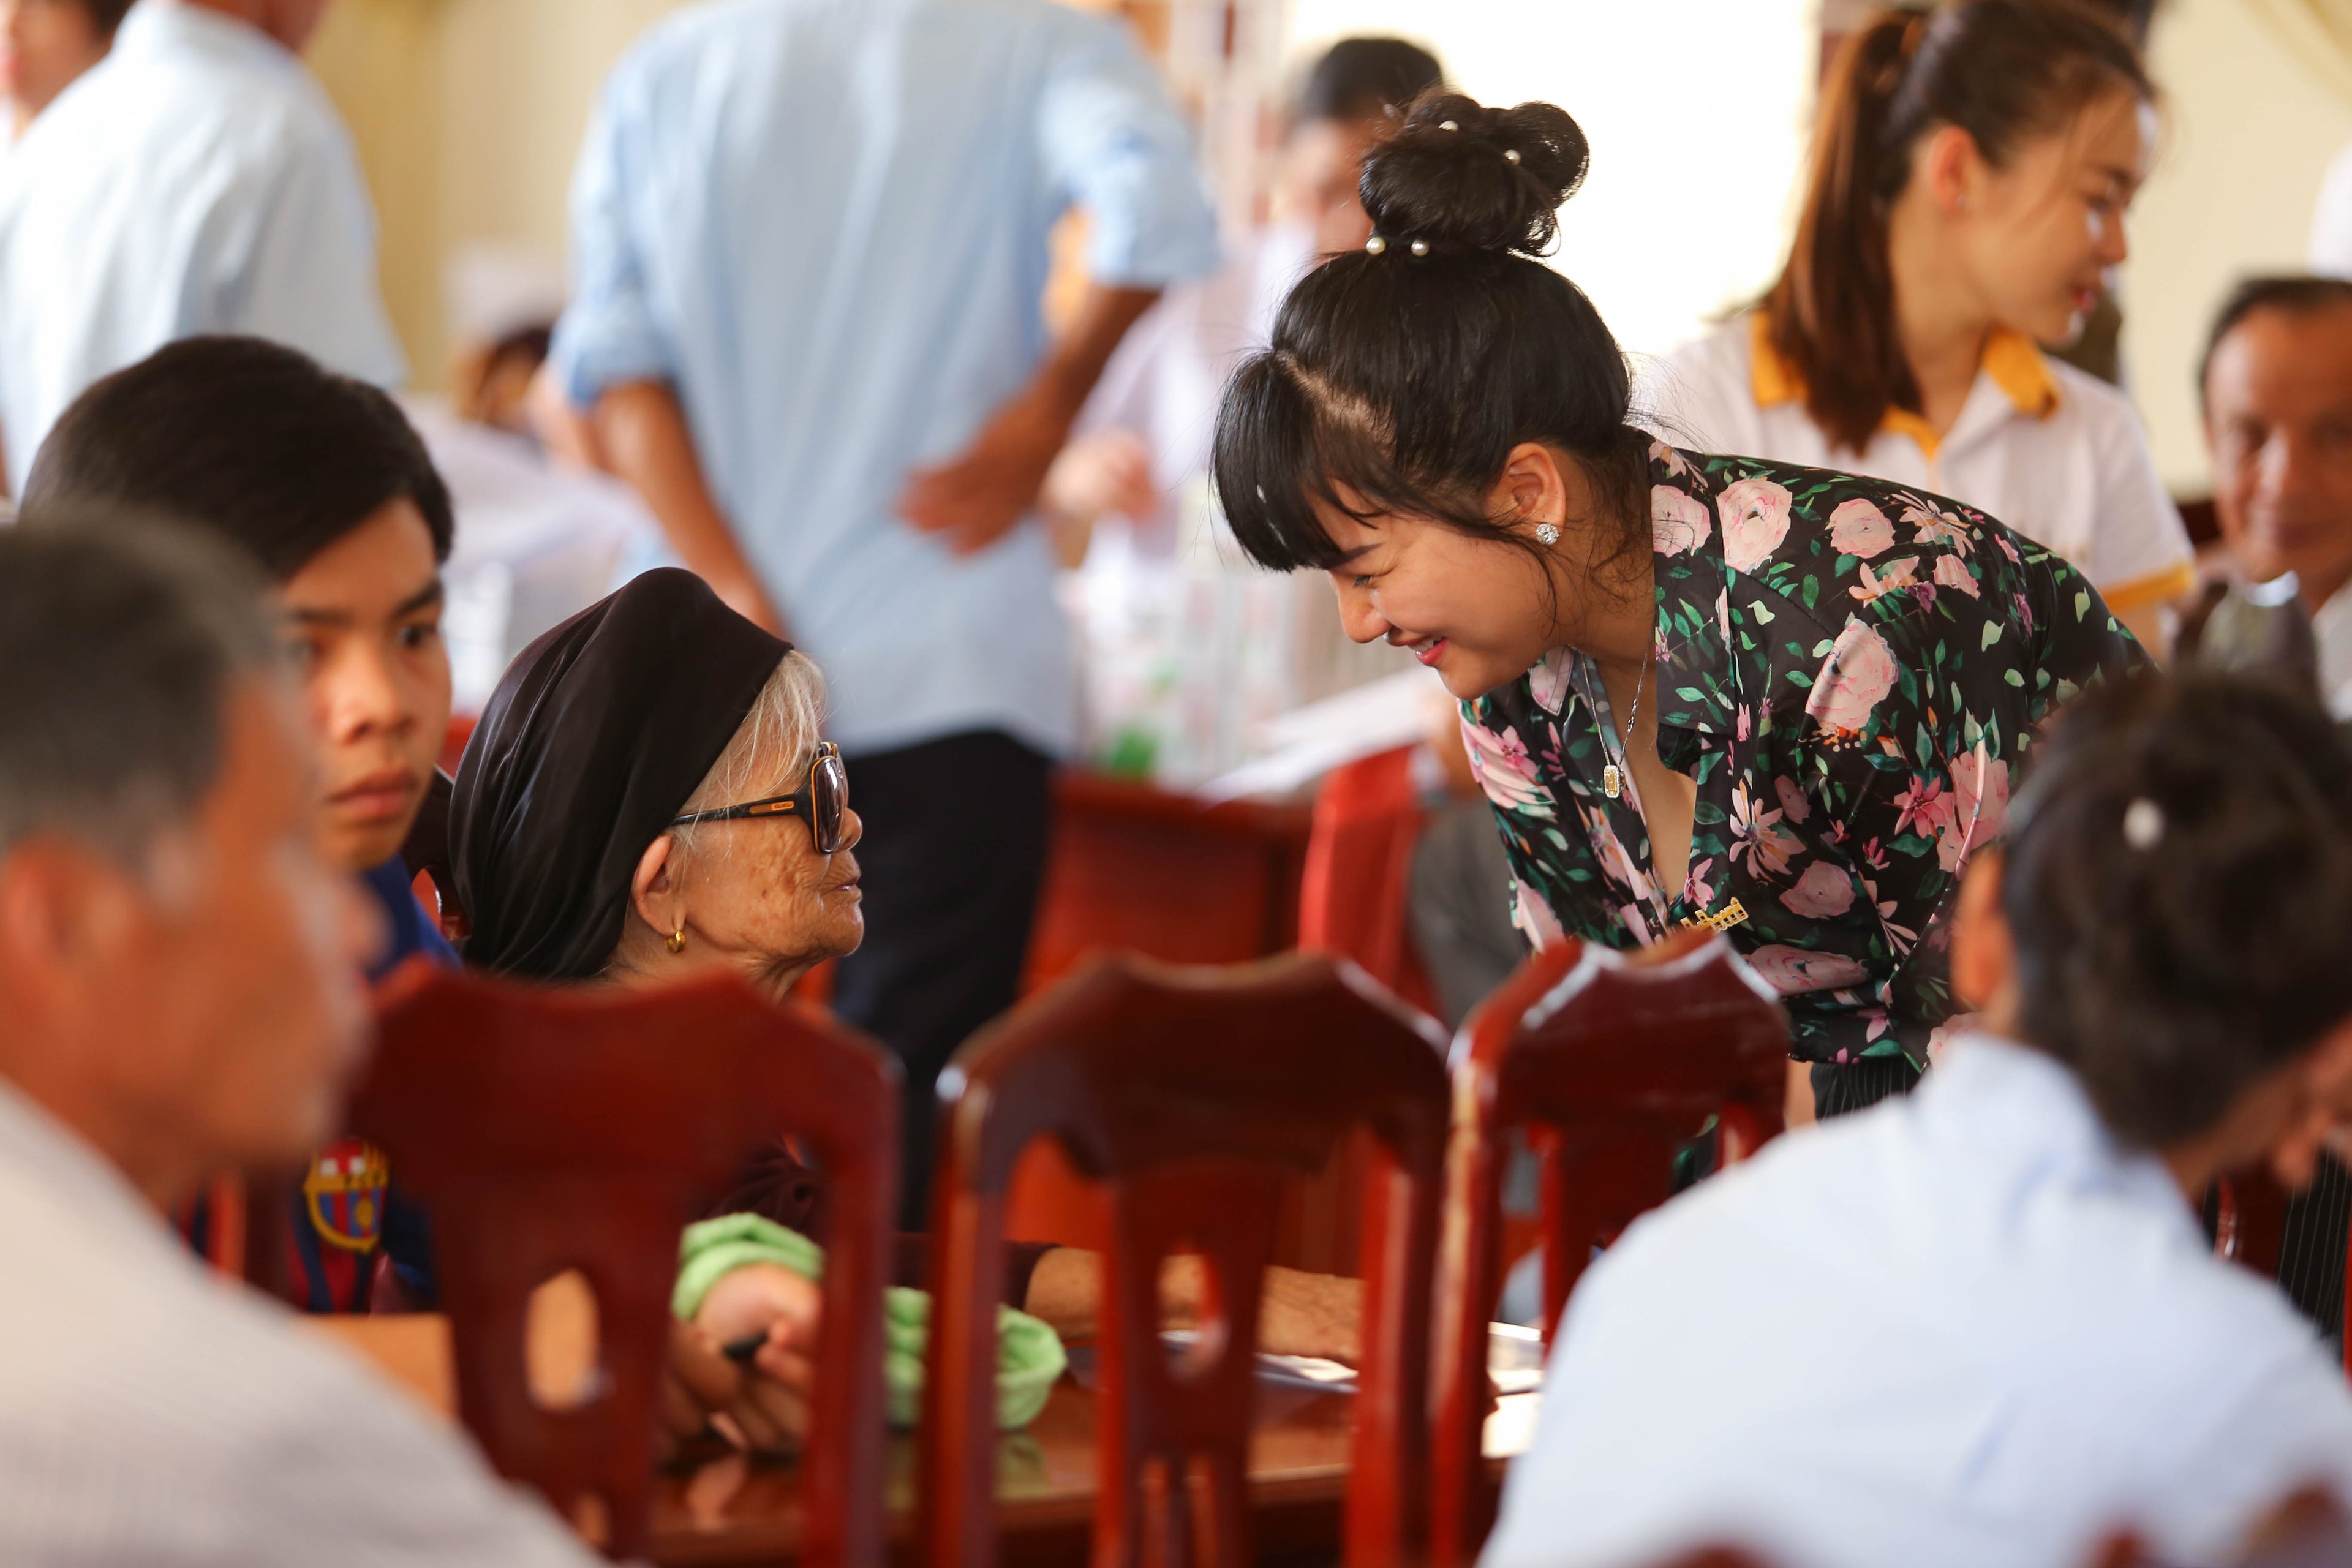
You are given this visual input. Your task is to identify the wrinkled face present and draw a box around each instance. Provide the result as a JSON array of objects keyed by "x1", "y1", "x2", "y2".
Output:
[
  {"x1": 666, "y1": 753, "x2": 865, "y2": 1001},
  {"x1": 0, "y1": 0, "x2": 109, "y2": 120},
  {"x1": 1314, "y1": 489, "x2": 1564, "y2": 701},
  {"x1": 91, "y1": 685, "x2": 378, "y2": 1177},
  {"x1": 1272, "y1": 116, "x2": 1385, "y2": 258},
  {"x1": 1944, "y1": 87, "x2": 2152, "y2": 348},
  {"x1": 280, "y1": 499, "x2": 451, "y2": 874},
  {"x1": 2205, "y1": 303, "x2": 2352, "y2": 609}
]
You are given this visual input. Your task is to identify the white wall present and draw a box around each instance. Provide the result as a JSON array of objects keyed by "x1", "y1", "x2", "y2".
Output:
[
  {"x1": 2125, "y1": 0, "x2": 2352, "y2": 492},
  {"x1": 1283, "y1": 0, "x2": 1816, "y2": 364}
]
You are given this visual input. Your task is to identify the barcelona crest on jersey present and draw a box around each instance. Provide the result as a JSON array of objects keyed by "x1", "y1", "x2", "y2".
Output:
[{"x1": 303, "y1": 1138, "x2": 390, "y2": 1253}]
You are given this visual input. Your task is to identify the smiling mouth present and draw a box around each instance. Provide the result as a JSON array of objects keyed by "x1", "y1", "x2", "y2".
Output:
[{"x1": 1407, "y1": 636, "x2": 1449, "y2": 667}]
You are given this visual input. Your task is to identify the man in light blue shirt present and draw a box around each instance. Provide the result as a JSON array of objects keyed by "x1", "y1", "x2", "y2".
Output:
[
  {"x1": 552, "y1": 0, "x2": 1219, "y2": 1220},
  {"x1": 0, "y1": 0, "x2": 404, "y2": 494}
]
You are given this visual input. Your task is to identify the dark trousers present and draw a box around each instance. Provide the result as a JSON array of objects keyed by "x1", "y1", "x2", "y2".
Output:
[{"x1": 831, "y1": 729, "x2": 1053, "y2": 1227}]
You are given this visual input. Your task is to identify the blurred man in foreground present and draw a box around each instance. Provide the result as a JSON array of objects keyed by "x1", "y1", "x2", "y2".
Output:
[{"x1": 0, "y1": 521, "x2": 594, "y2": 1564}]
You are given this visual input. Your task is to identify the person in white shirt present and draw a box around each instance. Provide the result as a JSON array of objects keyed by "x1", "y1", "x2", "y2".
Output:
[
  {"x1": 2198, "y1": 276, "x2": 2352, "y2": 722},
  {"x1": 1482, "y1": 669, "x2": 2352, "y2": 1568},
  {"x1": 0, "y1": 0, "x2": 403, "y2": 497},
  {"x1": 1644, "y1": 1, "x2": 2193, "y2": 655},
  {"x1": 0, "y1": 521, "x2": 595, "y2": 1565}
]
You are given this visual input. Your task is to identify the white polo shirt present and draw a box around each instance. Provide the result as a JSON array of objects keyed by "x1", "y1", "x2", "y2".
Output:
[
  {"x1": 1642, "y1": 314, "x2": 2197, "y2": 623},
  {"x1": 1479, "y1": 1036, "x2": 2352, "y2": 1568}
]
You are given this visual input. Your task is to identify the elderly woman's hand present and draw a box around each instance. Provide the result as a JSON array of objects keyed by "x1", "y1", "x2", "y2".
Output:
[{"x1": 659, "y1": 1262, "x2": 823, "y2": 1459}]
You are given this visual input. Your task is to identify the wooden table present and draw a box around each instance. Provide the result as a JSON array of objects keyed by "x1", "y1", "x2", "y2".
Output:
[{"x1": 306, "y1": 1309, "x2": 1537, "y2": 1567}]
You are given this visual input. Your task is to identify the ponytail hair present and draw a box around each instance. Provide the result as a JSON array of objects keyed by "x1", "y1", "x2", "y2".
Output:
[{"x1": 1763, "y1": 0, "x2": 2152, "y2": 454}]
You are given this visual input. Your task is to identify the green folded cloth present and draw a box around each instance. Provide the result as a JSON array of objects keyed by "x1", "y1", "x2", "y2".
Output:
[{"x1": 674, "y1": 1212, "x2": 1067, "y2": 1430}]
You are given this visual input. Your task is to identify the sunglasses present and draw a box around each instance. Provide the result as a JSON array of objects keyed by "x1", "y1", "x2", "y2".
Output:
[{"x1": 669, "y1": 741, "x2": 850, "y2": 854}]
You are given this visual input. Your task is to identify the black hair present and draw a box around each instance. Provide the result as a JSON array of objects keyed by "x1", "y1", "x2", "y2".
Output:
[
  {"x1": 81, "y1": 0, "x2": 135, "y2": 34},
  {"x1": 1765, "y1": 1, "x2": 2152, "y2": 453},
  {"x1": 1212, "y1": 91, "x2": 1651, "y2": 589},
  {"x1": 21, "y1": 336, "x2": 454, "y2": 582},
  {"x1": 0, "y1": 514, "x2": 276, "y2": 876},
  {"x1": 2003, "y1": 671, "x2": 2352, "y2": 1150},
  {"x1": 1294, "y1": 37, "x2": 1444, "y2": 128},
  {"x1": 2196, "y1": 275, "x2": 2352, "y2": 407}
]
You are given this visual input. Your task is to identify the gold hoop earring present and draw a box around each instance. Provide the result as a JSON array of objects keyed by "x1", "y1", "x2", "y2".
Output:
[{"x1": 666, "y1": 921, "x2": 687, "y2": 955}]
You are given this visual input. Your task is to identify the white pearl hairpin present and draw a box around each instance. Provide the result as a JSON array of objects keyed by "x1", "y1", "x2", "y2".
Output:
[
  {"x1": 1409, "y1": 239, "x2": 1430, "y2": 257},
  {"x1": 2122, "y1": 797, "x2": 2166, "y2": 850},
  {"x1": 1535, "y1": 523, "x2": 1561, "y2": 545},
  {"x1": 1365, "y1": 235, "x2": 1387, "y2": 255},
  {"x1": 1504, "y1": 148, "x2": 1521, "y2": 164},
  {"x1": 1439, "y1": 119, "x2": 1458, "y2": 132}
]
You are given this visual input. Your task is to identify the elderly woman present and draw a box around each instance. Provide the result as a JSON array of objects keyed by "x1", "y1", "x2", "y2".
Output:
[{"x1": 451, "y1": 569, "x2": 1361, "y2": 1452}]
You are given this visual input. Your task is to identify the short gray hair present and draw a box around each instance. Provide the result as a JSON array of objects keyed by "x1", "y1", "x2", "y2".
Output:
[
  {"x1": 0, "y1": 514, "x2": 280, "y2": 874},
  {"x1": 670, "y1": 651, "x2": 829, "y2": 863}
]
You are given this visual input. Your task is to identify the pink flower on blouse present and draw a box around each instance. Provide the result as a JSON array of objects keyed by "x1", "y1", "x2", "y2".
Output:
[
  {"x1": 1943, "y1": 745, "x2": 2011, "y2": 869},
  {"x1": 1745, "y1": 944, "x2": 1869, "y2": 997},
  {"x1": 1849, "y1": 556, "x2": 1921, "y2": 606},
  {"x1": 1807, "y1": 622, "x2": 1899, "y2": 734},
  {"x1": 1826, "y1": 497, "x2": 1897, "y2": 559},
  {"x1": 1781, "y1": 861, "x2": 1858, "y2": 919},
  {"x1": 1717, "y1": 477, "x2": 1793, "y2": 573},
  {"x1": 1908, "y1": 508, "x2": 1976, "y2": 556},
  {"x1": 1513, "y1": 880, "x2": 1567, "y2": 951},
  {"x1": 1933, "y1": 554, "x2": 1981, "y2": 598},
  {"x1": 1653, "y1": 486, "x2": 1713, "y2": 556},
  {"x1": 1460, "y1": 716, "x2": 1550, "y2": 815}
]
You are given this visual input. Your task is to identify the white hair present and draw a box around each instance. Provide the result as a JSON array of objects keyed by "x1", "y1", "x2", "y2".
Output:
[{"x1": 669, "y1": 651, "x2": 827, "y2": 864}]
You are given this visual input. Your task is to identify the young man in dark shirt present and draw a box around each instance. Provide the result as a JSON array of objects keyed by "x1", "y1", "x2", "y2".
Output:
[{"x1": 21, "y1": 334, "x2": 457, "y2": 1311}]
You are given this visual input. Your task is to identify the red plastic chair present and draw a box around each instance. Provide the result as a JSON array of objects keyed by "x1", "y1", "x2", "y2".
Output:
[
  {"x1": 347, "y1": 963, "x2": 899, "y2": 1566},
  {"x1": 1298, "y1": 746, "x2": 1436, "y2": 1014},
  {"x1": 1430, "y1": 931, "x2": 1791, "y2": 1568},
  {"x1": 918, "y1": 951, "x2": 1450, "y2": 1568}
]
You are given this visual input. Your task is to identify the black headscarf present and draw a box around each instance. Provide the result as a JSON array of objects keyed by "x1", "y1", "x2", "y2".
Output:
[{"x1": 451, "y1": 568, "x2": 789, "y2": 981}]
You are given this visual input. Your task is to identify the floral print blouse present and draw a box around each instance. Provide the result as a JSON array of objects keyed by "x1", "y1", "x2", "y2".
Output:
[{"x1": 1462, "y1": 443, "x2": 2147, "y2": 1068}]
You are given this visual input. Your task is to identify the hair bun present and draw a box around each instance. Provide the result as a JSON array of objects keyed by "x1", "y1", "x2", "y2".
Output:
[{"x1": 1359, "y1": 92, "x2": 1589, "y2": 258}]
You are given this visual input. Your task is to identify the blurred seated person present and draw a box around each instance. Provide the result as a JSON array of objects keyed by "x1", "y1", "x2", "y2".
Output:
[
  {"x1": 2184, "y1": 277, "x2": 2352, "y2": 719},
  {"x1": 22, "y1": 336, "x2": 459, "y2": 1311},
  {"x1": 448, "y1": 568, "x2": 1368, "y2": 1453},
  {"x1": 1042, "y1": 36, "x2": 1444, "y2": 560},
  {"x1": 0, "y1": 521, "x2": 595, "y2": 1564},
  {"x1": 2, "y1": 0, "x2": 124, "y2": 141},
  {"x1": 1482, "y1": 671, "x2": 2352, "y2": 1568}
]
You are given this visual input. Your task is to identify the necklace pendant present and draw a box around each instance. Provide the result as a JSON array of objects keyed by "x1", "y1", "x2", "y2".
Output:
[{"x1": 1602, "y1": 763, "x2": 1623, "y2": 799}]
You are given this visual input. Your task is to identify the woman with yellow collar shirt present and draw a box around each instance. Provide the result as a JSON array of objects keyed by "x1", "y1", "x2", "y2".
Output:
[{"x1": 1646, "y1": 1, "x2": 2193, "y2": 657}]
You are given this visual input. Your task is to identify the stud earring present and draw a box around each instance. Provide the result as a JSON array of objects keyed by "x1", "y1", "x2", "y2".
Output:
[
  {"x1": 666, "y1": 921, "x2": 687, "y2": 955},
  {"x1": 1536, "y1": 523, "x2": 1561, "y2": 546}
]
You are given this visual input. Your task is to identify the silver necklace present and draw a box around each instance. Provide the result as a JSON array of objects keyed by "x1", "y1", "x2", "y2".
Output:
[{"x1": 1602, "y1": 655, "x2": 1649, "y2": 801}]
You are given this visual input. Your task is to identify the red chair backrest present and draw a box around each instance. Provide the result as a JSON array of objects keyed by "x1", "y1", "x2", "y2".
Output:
[
  {"x1": 918, "y1": 951, "x2": 1449, "y2": 1568},
  {"x1": 2212, "y1": 1164, "x2": 2352, "y2": 1379},
  {"x1": 1297, "y1": 747, "x2": 1436, "y2": 1014},
  {"x1": 1430, "y1": 931, "x2": 1791, "y2": 1568},
  {"x1": 347, "y1": 963, "x2": 898, "y2": 1566}
]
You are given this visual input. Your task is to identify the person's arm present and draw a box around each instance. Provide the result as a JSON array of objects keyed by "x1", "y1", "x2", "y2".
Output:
[
  {"x1": 899, "y1": 284, "x2": 1163, "y2": 557},
  {"x1": 546, "y1": 60, "x2": 780, "y2": 630},
  {"x1": 1021, "y1": 1247, "x2": 1365, "y2": 1364},
  {"x1": 590, "y1": 380, "x2": 782, "y2": 633}
]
